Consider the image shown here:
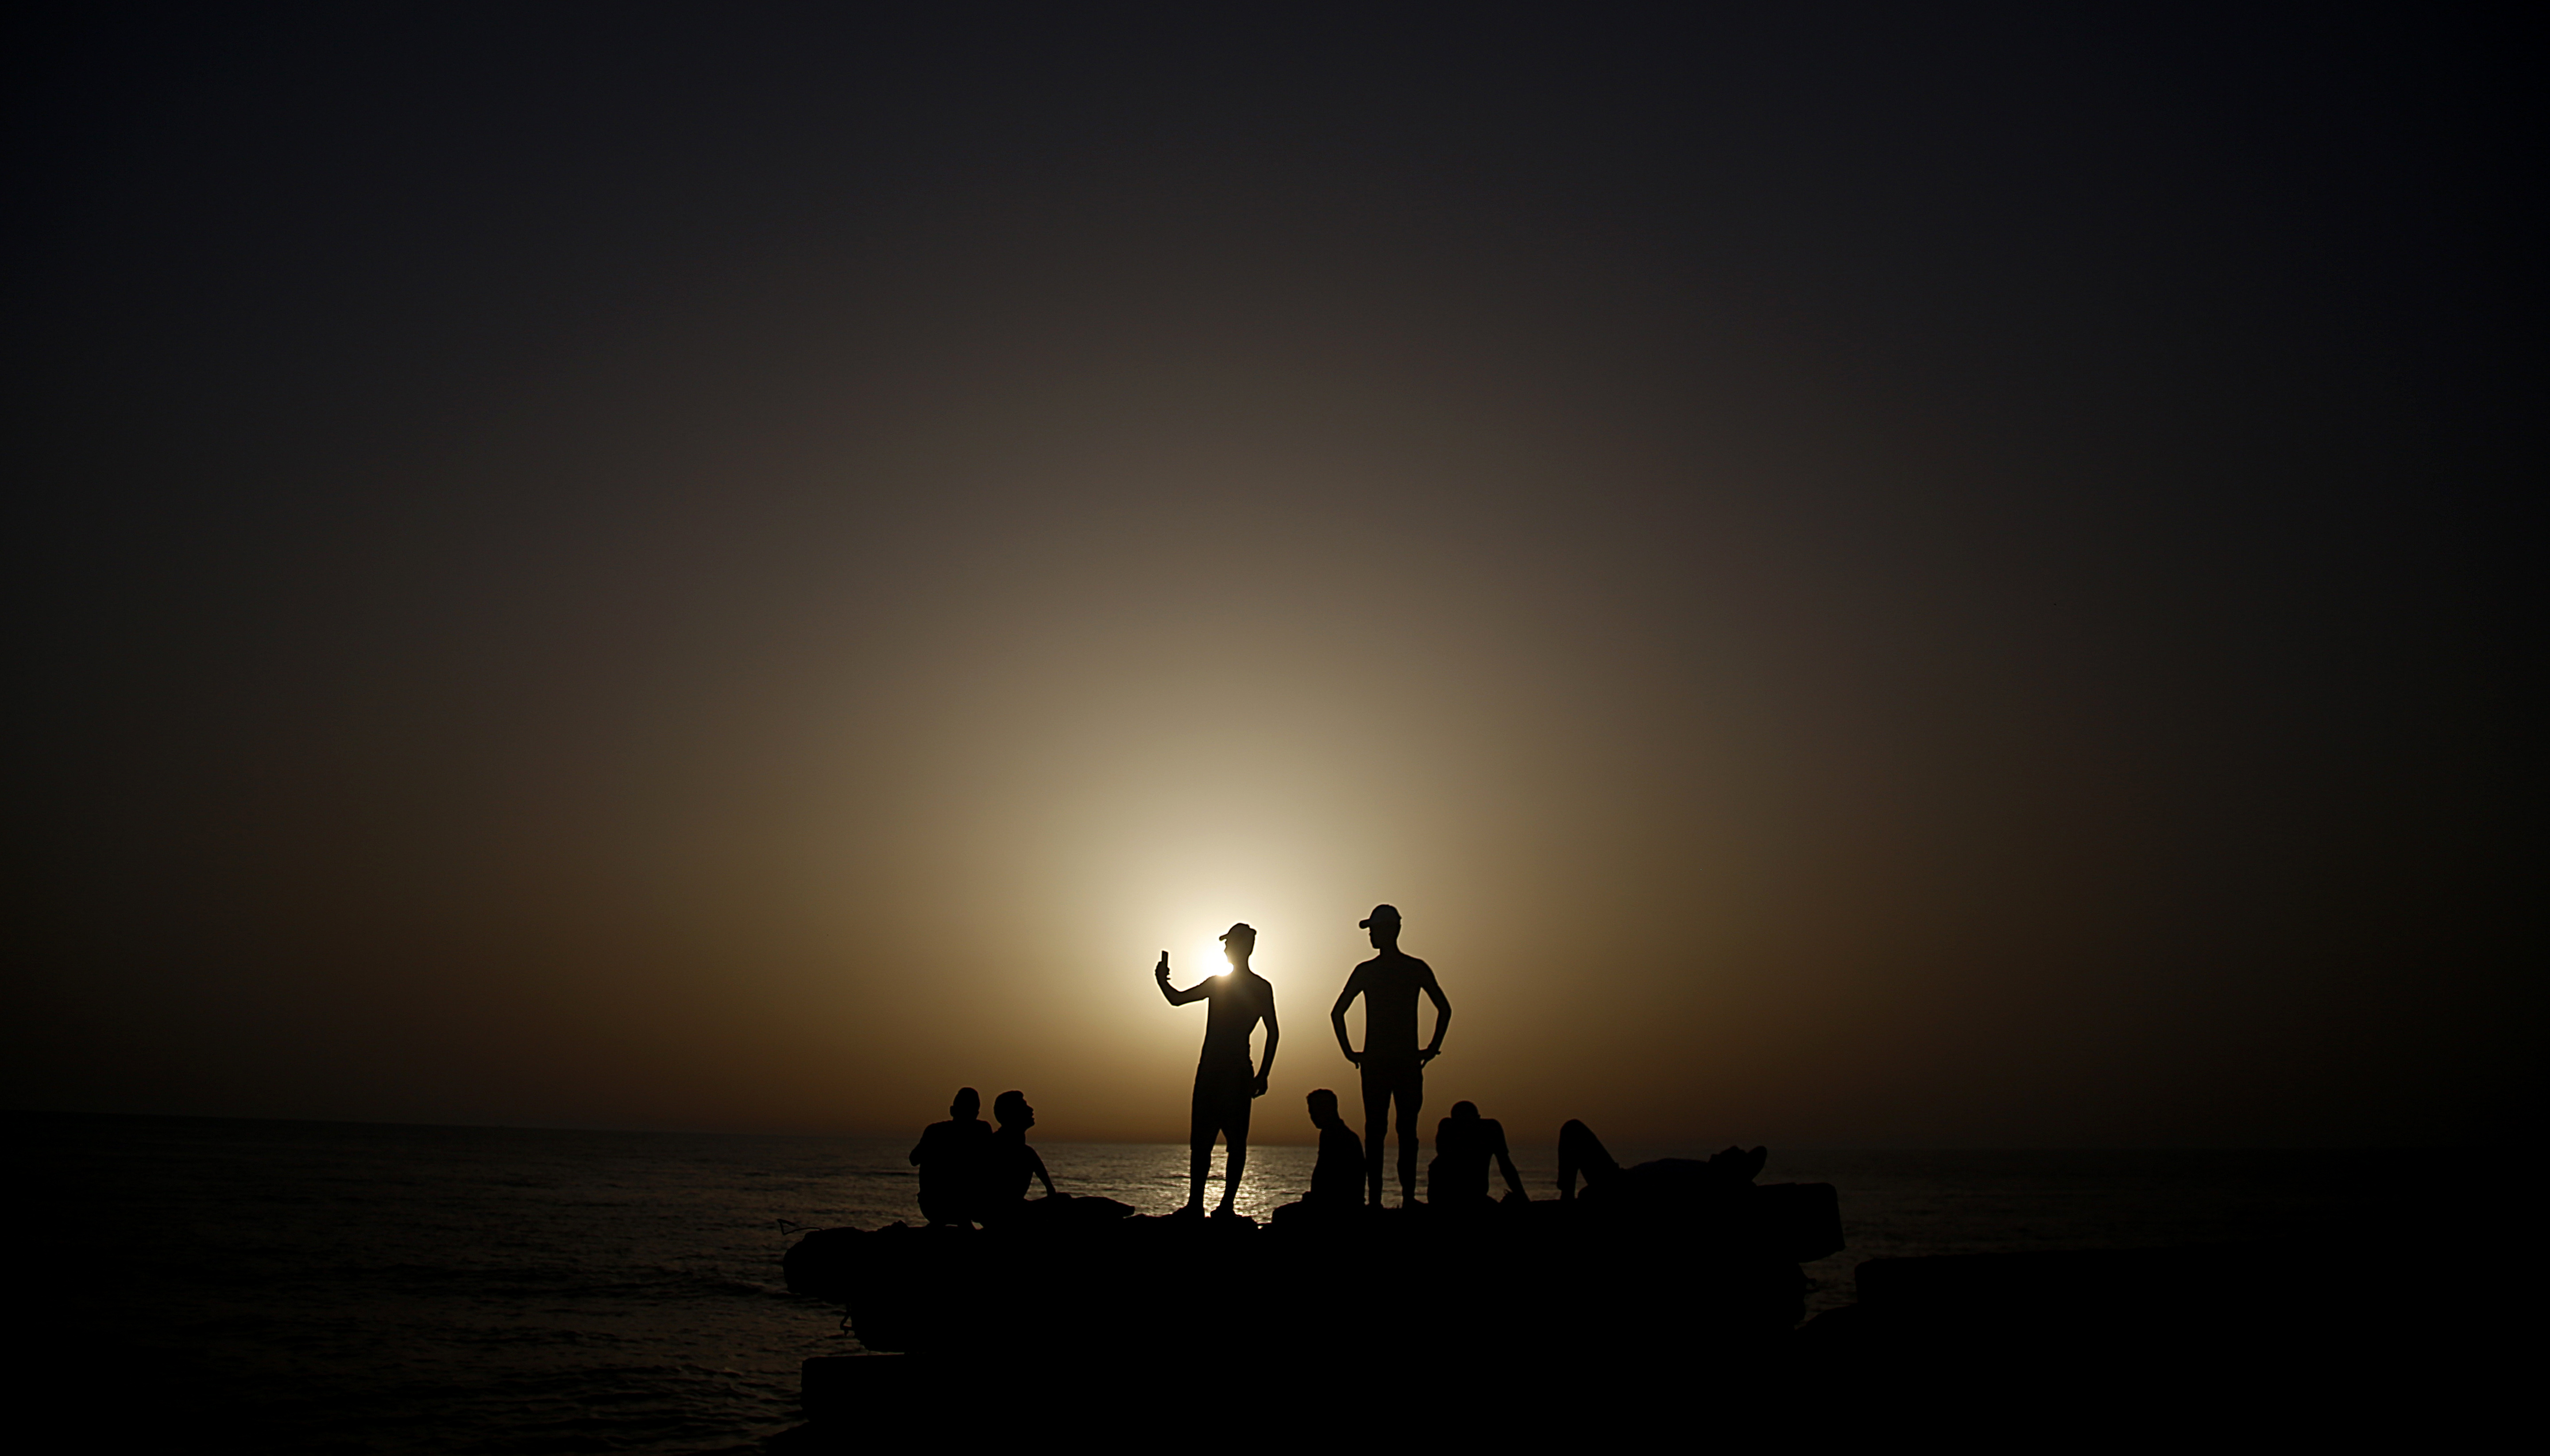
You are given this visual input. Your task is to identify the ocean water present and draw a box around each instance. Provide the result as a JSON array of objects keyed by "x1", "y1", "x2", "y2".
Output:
[{"x1": 20, "y1": 1112, "x2": 2391, "y2": 1452}]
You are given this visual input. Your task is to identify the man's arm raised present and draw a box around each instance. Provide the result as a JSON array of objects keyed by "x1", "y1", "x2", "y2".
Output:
[{"x1": 1155, "y1": 952, "x2": 1211, "y2": 1006}]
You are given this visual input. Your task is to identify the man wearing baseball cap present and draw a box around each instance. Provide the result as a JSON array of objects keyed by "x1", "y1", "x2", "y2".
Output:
[
  {"x1": 1328, "y1": 904, "x2": 1451, "y2": 1208},
  {"x1": 1154, "y1": 923, "x2": 1282, "y2": 1217}
]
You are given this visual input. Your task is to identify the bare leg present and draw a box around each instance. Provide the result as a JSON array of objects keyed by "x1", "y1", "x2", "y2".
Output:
[
  {"x1": 1187, "y1": 1092, "x2": 1214, "y2": 1210},
  {"x1": 1362, "y1": 1089, "x2": 1388, "y2": 1207},
  {"x1": 1395, "y1": 1097, "x2": 1422, "y2": 1205},
  {"x1": 1557, "y1": 1118, "x2": 1621, "y2": 1200},
  {"x1": 1220, "y1": 1139, "x2": 1246, "y2": 1213}
]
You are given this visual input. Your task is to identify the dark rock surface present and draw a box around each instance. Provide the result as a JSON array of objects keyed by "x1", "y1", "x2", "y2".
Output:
[
  {"x1": 1795, "y1": 1234, "x2": 2502, "y2": 1421},
  {"x1": 785, "y1": 1182, "x2": 1844, "y2": 1366}
]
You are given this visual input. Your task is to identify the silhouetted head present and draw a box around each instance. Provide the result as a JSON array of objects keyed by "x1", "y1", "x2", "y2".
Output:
[
  {"x1": 1219, "y1": 922, "x2": 1256, "y2": 965},
  {"x1": 1360, "y1": 904, "x2": 1402, "y2": 950},
  {"x1": 950, "y1": 1088, "x2": 981, "y2": 1120},
  {"x1": 1306, "y1": 1088, "x2": 1341, "y2": 1128},
  {"x1": 1449, "y1": 1100, "x2": 1480, "y2": 1122},
  {"x1": 993, "y1": 1090, "x2": 1033, "y2": 1130}
]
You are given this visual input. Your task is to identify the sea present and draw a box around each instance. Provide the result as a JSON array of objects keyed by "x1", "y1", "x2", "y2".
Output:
[{"x1": 19, "y1": 1111, "x2": 2393, "y2": 1452}]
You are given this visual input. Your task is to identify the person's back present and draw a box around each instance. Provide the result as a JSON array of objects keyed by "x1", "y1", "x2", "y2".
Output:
[
  {"x1": 981, "y1": 1089, "x2": 1057, "y2": 1220},
  {"x1": 1426, "y1": 1100, "x2": 1524, "y2": 1210},
  {"x1": 1431, "y1": 1113, "x2": 1490, "y2": 1204},
  {"x1": 1306, "y1": 1089, "x2": 1364, "y2": 1207},
  {"x1": 910, "y1": 1088, "x2": 992, "y2": 1226},
  {"x1": 984, "y1": 1125, "x2": 1032, "y2": 1205}
]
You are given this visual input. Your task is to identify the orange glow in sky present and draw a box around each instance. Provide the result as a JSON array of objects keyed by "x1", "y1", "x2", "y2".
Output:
[{"x1": 5, "y1": 8, "x2": 2526, "y2": 1152}]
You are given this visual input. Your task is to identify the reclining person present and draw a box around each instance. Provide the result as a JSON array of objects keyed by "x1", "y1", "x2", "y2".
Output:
[
  {"x1": 1425, "y1": 1100, "x2": 1527, "y2": 1212},
  {"x1": 1557, "y1": 1119, "x2": 1765, "y2": 1206}
]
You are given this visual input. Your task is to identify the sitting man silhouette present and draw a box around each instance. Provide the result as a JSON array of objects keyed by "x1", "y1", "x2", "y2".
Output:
[
  {"x1": 1426, "y1": 1100, "x2": 1527, "y2": 1212},
  {"x1": 1271, "y1": 1088, "x2": 1365, "y2": 1228},
  {"x1": 909, "y1": 1087, "x2": 992, "y2": 1227},
  {"x1": 1557, "y1": 1119, "x2": 1767, "y2": 1205},
  {"x1": 1155, "y1": 923, "x2": 1280, "y2": 1218},
  {"x1": 1306, "y1": 1089, "x2": 1364, "y2": 1207},
  {"x1": 1329, "y1": 903, "x2": 1451, "y2": 1208},
  {"x1": 980, "y1": 1090, "x2": 1061, "y2": 1222}
]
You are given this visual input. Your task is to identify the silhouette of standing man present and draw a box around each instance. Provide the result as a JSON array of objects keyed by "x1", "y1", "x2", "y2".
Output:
[
  {"x1": 1329, "y1": 904, "x2": 1450, "y2": 1207},
  {"x1": 1155, "y1": 923, "x2": 1280, "y2": 1217}
]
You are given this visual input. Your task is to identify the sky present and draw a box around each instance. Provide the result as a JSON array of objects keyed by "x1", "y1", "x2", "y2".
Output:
[{"x1": 5, "y1": 4, "x2": 2530, "y2": 1147}]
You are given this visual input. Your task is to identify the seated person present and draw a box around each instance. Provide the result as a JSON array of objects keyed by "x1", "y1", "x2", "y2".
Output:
[
  {"x1": 1424, "y1": 1100, "x2": 1527, "y2": 1211},
  {"x1": 909, "y1": 1087, "x2": 993, "y2": 1227},
  {"x1": 1271, "y1": 1089, "x2": 1365, "y2": 1226},
  {"x1": 1557, "y1": 1118, "x2": 1765, "y2": 1205},
  {"x1": 1306, "y1": 1089, "x2": 1364, "y2": 1207},
  {"x1": 981, "y1": 1089, "x2": 1061, "y2": 1219}
]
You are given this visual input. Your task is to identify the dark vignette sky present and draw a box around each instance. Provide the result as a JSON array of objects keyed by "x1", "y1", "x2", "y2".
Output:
[{"x1": 4, "y1": 4, "x2": 2532, "y2": 1144}]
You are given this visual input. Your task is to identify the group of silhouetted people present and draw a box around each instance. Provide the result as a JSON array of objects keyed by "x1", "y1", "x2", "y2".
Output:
[
  {"x1": 1275, "y1": 1089, "x2": 1526, "y2": 1224},
  {"x1": 908, "y1": 1087, "x2": 1060, "y2": 1228},
  {"x1": 1157, "y1": 903, "x2": 1544, "y2": 1218},
  {"x1": 910, "y1": 904, "x2": 1767, "y2": 1224},
  {"x1": 1148, "y1": 903, "x2": 1460, "y2": 1215}
]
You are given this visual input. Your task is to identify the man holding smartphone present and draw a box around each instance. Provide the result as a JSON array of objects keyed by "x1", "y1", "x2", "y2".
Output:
[{"x1": 1155, "y1": 923, "x2": 1281, "y2": 1217}]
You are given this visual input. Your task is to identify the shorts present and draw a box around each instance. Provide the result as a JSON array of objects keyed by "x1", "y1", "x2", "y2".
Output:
[
  {"x1": 1360, "y1": 1058, "x2": 1424, "y2": 1121},
  {"x1": 1191, "y1": 1059, "x2": 1254, "y2": 1142}
]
